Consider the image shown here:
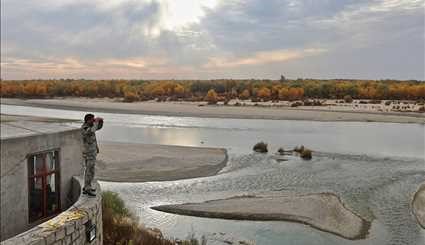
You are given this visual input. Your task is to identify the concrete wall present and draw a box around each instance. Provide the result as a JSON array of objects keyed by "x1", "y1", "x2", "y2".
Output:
[
  {"x1": 1, "y1": 129, "x2": 84, "y2": 240},
  {"x1": 1, "y1": 177, "x2": 103, "y2": 245}
]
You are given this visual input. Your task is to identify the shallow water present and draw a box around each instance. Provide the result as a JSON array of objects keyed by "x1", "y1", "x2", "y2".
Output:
[{"x1": 2, "y1": 104, "x2": 425, "y2": 244}]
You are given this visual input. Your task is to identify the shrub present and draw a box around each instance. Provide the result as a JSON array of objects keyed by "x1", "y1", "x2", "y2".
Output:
[
  {"x1": 253, "y1": 142, "x2": 268, "y2": 153},
  {"x1": 303, "y1": 100, "x2": 313, "y2": 106},
  {"x1": 343, "y1": 95, "x2": 353, "y2": 103},
  {"x1": 291, "y1": 101, "x2": 303, "y2": 107},
  {"x1": 293, "y1": 145, "x2": 304, "y2": 153},
  {"x1": 123, "y1": 91, "x2": 139, "y2": 102},
  {"x1": 300, "y1": 149, "x2": 312, "y2": 160},
  {"x1": 102, "y1": 191, "x2": 131, "y2": 217},
  {"x1": 102, "y1": 191, "x2": 205, "y2": 245},
  {"x1": 277, "y1": 147, "x2": 285, "y2": 155}
]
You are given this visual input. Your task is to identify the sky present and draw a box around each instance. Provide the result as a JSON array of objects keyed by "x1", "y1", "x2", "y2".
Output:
[{"x1": 1, "y1": 0, "x2": 424, "y2": 80}]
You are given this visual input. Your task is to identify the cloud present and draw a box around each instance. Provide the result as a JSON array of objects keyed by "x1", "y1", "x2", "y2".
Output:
[
  {"x1": 204, "y1": 48, "x2": 326, "y2": 68},
  {"x1": 1, "y1": 0, "x2": 424, "y2": 79}
]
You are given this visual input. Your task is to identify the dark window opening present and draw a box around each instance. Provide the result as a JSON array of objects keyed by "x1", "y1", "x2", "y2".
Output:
[{"x1": 28, "y1": 150, "x2": 61, "y2": 223}]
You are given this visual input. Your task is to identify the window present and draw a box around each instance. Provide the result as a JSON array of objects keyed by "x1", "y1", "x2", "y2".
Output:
[{"x1": 28, "y1": 150, "x2": 61, "y2": 223}]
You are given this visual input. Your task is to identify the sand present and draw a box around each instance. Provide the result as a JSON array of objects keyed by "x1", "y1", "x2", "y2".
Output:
[
  {"x1": 2, "y1": 98, "x2": 424, "y2": 124},
  {"x1": 412, "y1": 183, "x2": 425, "y2": 229},
  {"x1": 96, "y1": 142, "x2": 228, "y2": 182},
  {"x1": 152, "y1": 193, "x2": 371, "y2": 240}
]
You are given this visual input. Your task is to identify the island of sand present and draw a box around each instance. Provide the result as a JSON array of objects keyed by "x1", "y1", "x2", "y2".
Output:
[
  {"x1": 3, "y1": 98, "x2": 424, "y2": 124},
  {"x1": 96, "y1": 142, "x2": 228, "y2": 182},
  {"x1": 152, "y1": 193, "x2": 371, "y2": 240},
  {"x1": 412, "y1": 183, "x2": 425, "y2": 229}
]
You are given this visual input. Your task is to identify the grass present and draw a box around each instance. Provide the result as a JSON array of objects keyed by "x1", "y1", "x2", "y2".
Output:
[{"x1": 102, "y1": 191, "x2": 206, "y2": 245}]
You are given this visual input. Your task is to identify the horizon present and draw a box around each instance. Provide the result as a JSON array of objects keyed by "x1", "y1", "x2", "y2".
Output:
[{"x1": 1, "y1": 0, "x2": 424, "y2": 80}]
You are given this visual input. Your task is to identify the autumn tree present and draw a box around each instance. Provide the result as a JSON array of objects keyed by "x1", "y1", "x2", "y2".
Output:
[
  {"x1": 239, "y1": 89, "x2": 250, "y2": 100},
  {"x1": 256, "y1": 87, "x2": 271, "y2": 101},
  {"x1": 173, "y1": 84, "x2": 185, "y2": 98},
  {"x1": 205, "y1": 89, "x2": 218, "y2": 104}
]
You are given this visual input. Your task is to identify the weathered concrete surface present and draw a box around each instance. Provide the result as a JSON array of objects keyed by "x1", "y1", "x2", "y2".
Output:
[
  {"x1": 152, "y1": 193, "x2": 371, "y2": 240},
  {"x1": 1, "y1": 114, "x2": 78, "y2": 140},
  {"x1": 96, "y1": 142, "x2": 228, "y2": 182},
  {"x1": 1, "y1": 177, "x2": 103, "y2": 245},
  {"x1": 412, "y1": 183, "x2": 425, "y2": 229},
  {"x1": 1, "y1": 116, "x2": 84, "y2": 240}
]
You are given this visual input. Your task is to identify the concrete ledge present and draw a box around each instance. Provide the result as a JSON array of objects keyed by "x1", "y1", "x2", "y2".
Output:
[{"x1": 1, "y1": 177, "x2": 102, "y2": 245}]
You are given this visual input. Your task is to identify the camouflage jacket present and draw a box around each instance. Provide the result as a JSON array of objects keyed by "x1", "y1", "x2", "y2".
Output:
[{"x1": 81, "y1": 121, "x2": 100, "y2": 157}]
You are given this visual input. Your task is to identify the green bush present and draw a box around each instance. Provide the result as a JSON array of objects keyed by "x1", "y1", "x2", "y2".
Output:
[
  {"x1": 102, "y1": 191, "x2": 207, "y2": 245},
  {"x1": 102, "y1": 191, "x2": 131, "y2": 217}
]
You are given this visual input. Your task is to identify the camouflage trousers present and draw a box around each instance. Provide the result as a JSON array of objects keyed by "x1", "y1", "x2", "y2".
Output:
[{"x1": 84, "y1": 155, "x2": 96, "y2": 190}]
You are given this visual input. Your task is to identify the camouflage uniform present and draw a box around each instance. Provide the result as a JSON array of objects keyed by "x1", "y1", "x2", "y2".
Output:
[{"x1": 81, "y1": 121, "x2": 100, "y2": 190}]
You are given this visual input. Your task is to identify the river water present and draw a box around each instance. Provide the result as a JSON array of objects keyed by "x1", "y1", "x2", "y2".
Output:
[{"x1": 2, "y1": 104, "x2": 425, "y2": 245}]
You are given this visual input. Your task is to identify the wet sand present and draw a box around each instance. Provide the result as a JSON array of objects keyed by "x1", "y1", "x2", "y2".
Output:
[
  {"x1": 152, "y1": 193, "x2": 371, "y2": 240},
  {"x1": 412, "y1": 183, "x2": 425, "y2": 229},
  {"x1": 96, "y1": 142, "x2": 228, "y2": 182},
  {"x1": 2, "y1": 98, "x2": 424, "y2": 124}
]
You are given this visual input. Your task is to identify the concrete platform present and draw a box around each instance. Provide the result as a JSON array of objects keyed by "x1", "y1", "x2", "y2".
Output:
[{"x1": 1, "y1": 115, "x2": 78, "y2": 140}]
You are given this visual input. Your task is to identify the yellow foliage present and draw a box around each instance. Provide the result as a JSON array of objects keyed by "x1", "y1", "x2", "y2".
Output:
[{"x1": 205, "y1": 89, "x2": 218, "y2": 104}]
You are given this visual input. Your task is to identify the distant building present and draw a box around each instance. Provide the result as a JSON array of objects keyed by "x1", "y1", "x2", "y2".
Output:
[{"x1": 1, "y1": 115, "x2": 102, "y2": 244}]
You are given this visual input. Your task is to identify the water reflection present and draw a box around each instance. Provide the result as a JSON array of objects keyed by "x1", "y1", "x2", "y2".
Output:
[{"x1": 2, "y1": 104, "x2": 424, "y2": 158}]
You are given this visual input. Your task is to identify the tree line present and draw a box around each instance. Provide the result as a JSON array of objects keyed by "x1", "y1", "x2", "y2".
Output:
[{"x1": 1, "y1": 79, "x2": 424, "y2": 102}]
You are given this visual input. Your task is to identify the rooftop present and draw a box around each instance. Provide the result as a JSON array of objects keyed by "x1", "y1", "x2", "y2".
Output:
[{"x1": 1, "y1": 115, "x2": 80, "y2": 140}]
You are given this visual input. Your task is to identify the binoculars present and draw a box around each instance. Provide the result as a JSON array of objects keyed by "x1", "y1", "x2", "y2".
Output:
[{"x1": 95, "y1": 117, "x2": 104, "y2": 129}]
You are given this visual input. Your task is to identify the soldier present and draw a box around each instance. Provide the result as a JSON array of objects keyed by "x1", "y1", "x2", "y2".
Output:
[{"x1": 81, "y1": 113, "x2": 103, "y2": 197}]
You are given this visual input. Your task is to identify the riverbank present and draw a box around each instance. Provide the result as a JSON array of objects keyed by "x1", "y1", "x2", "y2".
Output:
[
  {"x1": 2, "y1": 98, "x2": 424, "y2": 124},
  {"x1": 97, "y1": 142, "x2": 228, "y2": 182},
  {"x1": 152, "y1": 193, "x2": 371, "y2": 240},
  {"x1": 412, "y1": 183, "x2": 425, "y2": 229}
]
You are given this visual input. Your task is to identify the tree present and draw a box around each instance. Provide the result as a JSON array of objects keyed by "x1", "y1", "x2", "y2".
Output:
[
  {"x1": 173, "y1": 84, "x2": 185, "y2": 98},
  {"x1": 123, "y1": 90, "x2": 139, "y2": 102},
  {"x1": 239, "y1": 89, "x2": 250, "y2": 100},
  {"x1": 205, "y1": 89, "x2": 218, "y2": 104},
  {"x1": 257, "y1": 87, "x2": 271, "y2": 101}
]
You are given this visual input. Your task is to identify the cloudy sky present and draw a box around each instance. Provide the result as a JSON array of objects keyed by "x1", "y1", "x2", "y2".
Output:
[{"x1": 1, "y1": 0, "x2": 424, "y2": 80}]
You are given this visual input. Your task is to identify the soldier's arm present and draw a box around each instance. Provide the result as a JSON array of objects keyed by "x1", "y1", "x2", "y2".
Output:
[{"x1": 82, "y1": 121, "x2": 100, "y2": 135}]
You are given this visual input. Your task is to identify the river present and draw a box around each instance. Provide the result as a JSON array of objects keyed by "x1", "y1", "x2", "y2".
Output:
[{"x1": 2, "y1": 104, "x2": 425, "y2": 245}]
